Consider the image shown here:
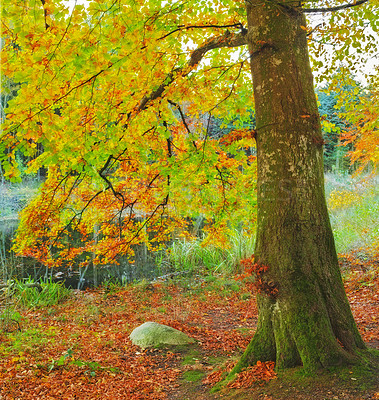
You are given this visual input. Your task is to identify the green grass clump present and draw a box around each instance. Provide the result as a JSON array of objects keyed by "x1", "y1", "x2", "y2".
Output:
[
  {"x1": 0, "y1": 278, "x2": 70, "y2": 333},
  {"x1": 182, "y1": 370, "x2": 205, "y2": 382},
  {"x1": 11, "y1": 277, "x2": 71, "y2": 308},
  {"x1": 0, "y1": 326, "x2": 55, "y2": 355},
  {"x1": 157, "y1": 229, "x2": 255, "y2": 275}
]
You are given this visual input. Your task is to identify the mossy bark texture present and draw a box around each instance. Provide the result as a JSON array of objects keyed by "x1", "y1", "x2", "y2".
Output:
[{"x1": 233, "y1": 0, "x2": 366, "y2": 375}]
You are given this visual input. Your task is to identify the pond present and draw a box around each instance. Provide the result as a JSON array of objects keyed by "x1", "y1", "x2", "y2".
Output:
[{"x1": 0, "y1": 218, "x2": 167, "y2": 289}]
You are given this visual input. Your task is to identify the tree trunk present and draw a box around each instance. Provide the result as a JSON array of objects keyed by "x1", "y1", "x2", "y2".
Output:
[{"x1": 233, "y1": 1, "x2": 366, "y2": 374}]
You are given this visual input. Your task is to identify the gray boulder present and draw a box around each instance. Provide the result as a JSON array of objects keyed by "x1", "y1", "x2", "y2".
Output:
[{"x1": 130, "y1": 321, "x2": 195, "y2": 348}]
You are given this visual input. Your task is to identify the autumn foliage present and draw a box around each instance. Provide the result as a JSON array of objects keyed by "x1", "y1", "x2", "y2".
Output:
[
  {"x1": 1, "y1": 0, "x2": 378, "y2": 269},
  {"x1": 1, "y1": 0, "x2": 258, "y2": 267},
  {"x1": 239, "y1": 256, "x2": 279, "y2": 298},
  {"x1": 339, "y1": 75, "x2": 379, "y2": 172}
]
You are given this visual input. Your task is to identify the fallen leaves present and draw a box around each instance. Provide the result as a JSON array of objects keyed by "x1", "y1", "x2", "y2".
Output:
[
  {"x1": 227, "y1": 361, "x2": 277, "y2": 388},
  {"x1": 0, "y1": 280, "x2": 257, "y2": 399},
  {"x1": 341, "y1": 251, "x2": 379, "y2": 345},
  {"x1": 202, "y1": 359, "x2": 277, "y2": 389},
  {"x1": 0, "y1": 257, "x2": 377, "y2": 399}
]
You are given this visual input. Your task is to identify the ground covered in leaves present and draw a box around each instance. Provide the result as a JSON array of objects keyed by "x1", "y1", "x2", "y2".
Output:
[{"x1": 0, "y1": 254, "x2": 378, "y2": 400}]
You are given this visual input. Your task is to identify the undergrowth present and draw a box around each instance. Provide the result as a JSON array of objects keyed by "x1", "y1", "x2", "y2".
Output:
[
  {"x1": 0, "y1": 277, "x2": 71, "y2": 333},
  {"x1": 10, "y1": 277, "x2": 71, "y2": 308},
  {"x1": 156, "y1": 229, "x2": 255, "y2": 275},
  {"x1": 326, "y1": 173, "x2": 379, "y2": 254}
]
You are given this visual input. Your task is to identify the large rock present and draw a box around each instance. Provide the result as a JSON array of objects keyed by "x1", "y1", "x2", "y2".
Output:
[{"x1": 130, "y1": 322, "x2": 195, "y2": 348}]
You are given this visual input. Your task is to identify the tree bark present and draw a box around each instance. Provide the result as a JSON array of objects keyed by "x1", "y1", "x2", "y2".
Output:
[{"x1": 232, "y1": 0, "x2": 366, "y2": 374}]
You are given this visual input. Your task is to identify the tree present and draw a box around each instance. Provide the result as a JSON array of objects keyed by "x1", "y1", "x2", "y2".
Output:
[
  {"x1": 335, "y1": 73, "x2": 379, "y2": 173},
  {"x1": 317, "y1": 87, "x2": 348, "y2": 172},
  {"x1": 228, "y1": 1, "x2": 369, "y2": 377},
  {"x1": 1, "y1": 0, "x2": 378, "y2": 376},
  {"x1": 317, "y1": 74, "x2": 374, "y2": 173}
]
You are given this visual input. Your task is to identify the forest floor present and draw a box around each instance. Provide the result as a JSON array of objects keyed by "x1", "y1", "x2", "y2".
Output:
[{"x1": 0, "y1": 253, "x2": 378, "y2": 400}]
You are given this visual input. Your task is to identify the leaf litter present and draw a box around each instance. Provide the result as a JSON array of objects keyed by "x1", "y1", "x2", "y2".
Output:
[{"x1": 0, "y1": 254, "x2": 377, "y2": 400}]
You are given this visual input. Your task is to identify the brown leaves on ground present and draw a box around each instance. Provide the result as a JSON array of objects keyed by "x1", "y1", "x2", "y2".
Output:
[
  {"x1": 0, "y1": 254, "x2": 377, "y2": 400},
  {"x1": 0, "y1": 278, "x2": 257, "y2": 399},
  {"x1": 340, "y1": 251, "x2": 379, "y2": 345},
  {"x1": 202, "y1": 360, "x2": 236, "y2": 386},
  {"x1": 227, "y1": 361, "x2": 277, "y2": 389},
  {"x1": 202, "y1": 360, "x2": 277, "y2": 389}
]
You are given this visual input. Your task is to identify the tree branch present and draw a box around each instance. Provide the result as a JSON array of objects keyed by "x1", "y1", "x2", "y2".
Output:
[
  {"x1": 158, "y1": 23, "x2": 247, "y2": 41},
  {"x1": 40, "y1": 0, "x2": 50, "y2": 30},
  {"x1": 138, "y1": 31, "x2": 248, "y2": 111},
  {"x1": 302, "y1": 0, "x2": 369, "y2": 13},
  {"x1": 167, "y1": 100, "x2": 193, "y2": 137}
]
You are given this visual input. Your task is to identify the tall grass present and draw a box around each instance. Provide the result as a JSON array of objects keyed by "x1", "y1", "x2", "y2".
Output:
[
  {"x1": 0, "y1": 277, "x2": 71, "y2": 332},
  {"x1": 3, "y1": 277, "x2": 71, "y2": 309},
  {"x1": 157, "y1": 229, "x2": 255, "y2": 275}
]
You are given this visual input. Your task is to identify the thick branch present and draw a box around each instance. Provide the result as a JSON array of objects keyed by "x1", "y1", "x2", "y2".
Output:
[
  {"x1": 188, "y1": 32, "x2": 248, "y2": 67},
  {"x1": 138, "y1": 31, "x2": 248, "y2": 111}
]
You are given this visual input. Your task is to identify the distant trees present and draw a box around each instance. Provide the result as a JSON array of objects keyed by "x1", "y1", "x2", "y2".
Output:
[
  {"x1": 337, "y1": 74, "x2": 379, "y2": 173},
  {"x1": 316, "y1": 73, "x2": 376, "y2": 174}
]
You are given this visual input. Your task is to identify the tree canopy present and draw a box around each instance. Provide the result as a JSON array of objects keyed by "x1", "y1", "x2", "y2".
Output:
[{"x1": 0, "y1": 0, "x2": 378, "y2": 268}]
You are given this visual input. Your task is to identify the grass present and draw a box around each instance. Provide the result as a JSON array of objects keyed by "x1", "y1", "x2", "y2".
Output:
[
  {"x1": 326, "y1": 173, "x2": 379, "y2": 253},
  {"x1": 156, "y1": 229, "x2": 255, "y2": 275},
  {"x1": 11, "y1": 277, "x2": 72, "y2": 308},
  {"x1": 0, "y1": 326, "x2": 54, "y2": 356},
  {"x1": 0, "y1": 277, "x2": 71, "y2": 333},
  {"x1": 182, "y1": 370, "x2": 205, "y2": 382}
]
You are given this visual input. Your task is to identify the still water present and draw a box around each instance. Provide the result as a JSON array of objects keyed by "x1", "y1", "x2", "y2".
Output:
[{"x1": 0, "y1": 218, "x2": 165, "y2": 289}]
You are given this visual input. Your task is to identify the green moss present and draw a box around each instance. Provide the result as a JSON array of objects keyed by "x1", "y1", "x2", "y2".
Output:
[
  {"x1": 182, "y1": 370, "x2": 204, "y2": 382},
  {"x1": 281, "y1": 353, "x2": 379, "y2": 393},
  {"x1": 181, "y1": 348, "x2": 201, "y2": 366}
]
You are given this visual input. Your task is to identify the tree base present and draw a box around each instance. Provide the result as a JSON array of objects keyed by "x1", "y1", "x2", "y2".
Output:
[{"x1": 212, "y1": 347, "x2": 378, "y2": 395}]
